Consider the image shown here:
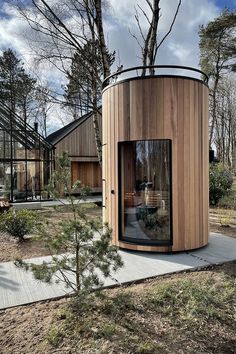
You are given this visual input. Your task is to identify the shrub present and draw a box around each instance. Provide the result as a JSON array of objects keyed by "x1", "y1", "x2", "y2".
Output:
[
  {"x1": 0, "y1": 208, "x2": 37, "y2": 241},
  {"x1": 209, "y1": 164, "x2": 233, "y2": 206},
  {"x1": 218, "y1": 193, "x2": 236, "y2": 210}
]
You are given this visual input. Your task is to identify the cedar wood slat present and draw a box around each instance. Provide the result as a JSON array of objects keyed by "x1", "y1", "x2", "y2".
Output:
[
  {"x1": 183, "y1": 79, "x2": 191, "y2": 249},
  {"x1": 54, "y1": 112, "x2": 102, "y2": 192},
  {"x1": 71, "y1": 161, "x2": 102, "y2": 187},
  {"x1": 102, "y1": 77, "x2": 209, "y2": 252},
  {"x1": 55, "y1": 114, "x2": 102, "y2": 157},
  {"x1": 189, "y1": 81, "x2": 195, "y2": 250}
]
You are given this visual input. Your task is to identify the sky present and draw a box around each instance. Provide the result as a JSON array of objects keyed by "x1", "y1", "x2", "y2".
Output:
[{"x1": 0, "y1": 0, "x2": 235, "y2": 132}]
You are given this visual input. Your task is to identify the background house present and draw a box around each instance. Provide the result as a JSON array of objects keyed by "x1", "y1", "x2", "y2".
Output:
[{"x1": 47, "y1": 111, "x2": 102, "y2": 193}]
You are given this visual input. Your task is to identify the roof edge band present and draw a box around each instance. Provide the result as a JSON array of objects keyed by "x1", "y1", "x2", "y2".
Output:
[{"x1": 102, "y1": 65, "x2": 208, "y2": 89}]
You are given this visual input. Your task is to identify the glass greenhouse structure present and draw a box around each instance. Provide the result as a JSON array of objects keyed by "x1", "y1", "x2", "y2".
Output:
[{"x1": 0, "y1": 102, "x2": 54, "y2": 202}]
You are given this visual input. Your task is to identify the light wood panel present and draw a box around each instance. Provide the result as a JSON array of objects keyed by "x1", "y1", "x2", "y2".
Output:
[
  {"x1": 102, "y1": 77, "x2": 209, "y2": 252},
  {"x1": 71, "y1": 161, "x2": 102, "y2": 192},
  {"x1": 54, "y1": 113, "x2": 102, "y2": 192},
  {"x1": 55, "y1": 113, "x2": 102, "y2": 157}
]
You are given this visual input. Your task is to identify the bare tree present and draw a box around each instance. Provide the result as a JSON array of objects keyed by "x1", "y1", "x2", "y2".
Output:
[
  {"x1": 17, "y1": 0, "x2": 114, "y2": 164},
  {"x1": 213, "y1": 77, "x2": 236, "y2": 169},
  {"x1": 131, "y1": 0, "x2": 181, "y2": 75},
  {"x1": 33, "y1": 84, "x2": 53, "y2": 137},
  {"x1": 199, "y1": 10, "x2": 236, "y2": 149}
]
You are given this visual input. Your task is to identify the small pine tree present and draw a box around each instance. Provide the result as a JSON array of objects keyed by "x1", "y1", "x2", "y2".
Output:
[{"x1": 15, "y1": 152, "x2": 123, "y2": 301}]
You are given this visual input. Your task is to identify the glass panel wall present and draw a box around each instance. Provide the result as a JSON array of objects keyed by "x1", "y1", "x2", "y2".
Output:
[
  {"x1": 0, "y1": 106, "x2": 54, "y2": 202},
  {"x1": 119, "y1": 140, "x2": 172, "y2": 245}
]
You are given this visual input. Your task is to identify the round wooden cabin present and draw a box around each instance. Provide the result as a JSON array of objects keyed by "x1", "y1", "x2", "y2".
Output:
[{"x1": 102, "y1": 66, "x2": 209, "y2": 252}]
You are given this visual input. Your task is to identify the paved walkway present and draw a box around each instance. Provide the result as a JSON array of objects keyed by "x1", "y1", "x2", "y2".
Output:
[
  {"x1": 12, "y1": 196, "x2": 102, "y2": 210},
  {"x1": 0, "y1": 233, "x2": 235, "y2": 310}
]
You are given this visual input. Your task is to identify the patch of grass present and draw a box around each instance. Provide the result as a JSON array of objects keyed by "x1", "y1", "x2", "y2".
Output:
[
  {"x1": 54, "y1": 202, "x2": 98, "y2": 212},
  {"x1": 73, "y1": 319, "x2": 95, "y2": 337},
  {"x1": 218, "y1": 193, "x2": 236, "y2": 210},
  {"x1": 40, "y1": 203, "x2": 99, "y2": 217},
  {"x1": 136, "y1": 341, "x2": 157, "y2": 353},
  {"x1": 231, "y1": 178, "x2": 236, "y2": 192},
  {"x1": 101, "y1": 290, "x2": 138, "y2": 317},
  {"x1": 46, "y1": 326, "x2": 64, "y2": 347},
  {"x1": 80, "y1": 202, "x2": 98, "y2": 209},
  {"x1": 55, "y1": 308, "x2": 69, "y2": 321},
  {"x1": 38, "y1": 264, "x2": 236, "y2": 354},
  {"x1": 219, "y1": 210, "x2": 233, "y2": 226},
  {"x1": 145, "y1": 274, "x2": 235, "y2": 327},
  {"x1": 97, "y1": 323, "x2": 117, "y2": 339}
]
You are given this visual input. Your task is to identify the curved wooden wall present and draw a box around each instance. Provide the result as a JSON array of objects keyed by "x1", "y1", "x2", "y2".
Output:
[{"x1": 102, "y1": 77, "x2": 209, "y2": 252}]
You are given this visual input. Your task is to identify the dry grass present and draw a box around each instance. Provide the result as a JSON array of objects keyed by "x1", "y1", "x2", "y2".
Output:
[
  {"x1": 0, "y1": 262, "x2": 235, "y2": 354},
  {"x1": 210, "y1": 207, "x2": 236, "y2": 238}
]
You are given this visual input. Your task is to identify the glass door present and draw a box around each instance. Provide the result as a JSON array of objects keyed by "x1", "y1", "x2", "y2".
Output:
[{"x1": 119, "y1": 139, "x2": 172, "y2": 245}]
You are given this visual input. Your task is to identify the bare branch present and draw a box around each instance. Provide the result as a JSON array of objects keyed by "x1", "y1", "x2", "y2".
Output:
[
  {"x1": 146, "y1": 0, "x2": 154, "y2": 11},
  {"x1": 154, "y1": 0, "x2": 181, "y2": 61},
  {"x1": 129, "y1": 28, "x2": 143, "y2": 52},
  {"x1": 34, "y1": 0, "x2": 82, "y2": 49},
  {"x1": 137, "y1": 4, "x2": 151, "y2": 26}
]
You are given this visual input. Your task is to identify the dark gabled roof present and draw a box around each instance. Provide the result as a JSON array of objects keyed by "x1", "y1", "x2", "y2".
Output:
[{"x1": 46, "y1": 110, "x2": 94, "y2": 146}]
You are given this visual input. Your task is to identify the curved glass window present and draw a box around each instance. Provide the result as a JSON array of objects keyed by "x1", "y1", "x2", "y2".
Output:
[{"x1": 119, "y1": 140, "x2": 172, "y2": 245}]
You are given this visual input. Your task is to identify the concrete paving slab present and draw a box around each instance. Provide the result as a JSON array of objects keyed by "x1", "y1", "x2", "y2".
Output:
[
  {"x1": 0, "y1": 233, "x2": 235, "y2": 310},
  {"x1": 0, "y1": 261, "x2": 67, "y2": 309},
  {"x1": 190, "y1": 233, "x2": 236, "y2": 264},
  {"x1": 111, "y1": 251, "x2": 207, "y2": 285}
]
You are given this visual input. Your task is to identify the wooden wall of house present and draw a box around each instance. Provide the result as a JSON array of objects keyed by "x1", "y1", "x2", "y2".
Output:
[
  {"x1": 102, "y1": 76, "x2": 209, "y2": 252},
  {"x1": 54, "y1": 114, "x2": 102, "y2": 192},
  {"x1": 55, "y1": 113, "x2": 102, "y2": 158},
  {"x1": 71, "y1": 161, "x2": 102, "y2": 192}
]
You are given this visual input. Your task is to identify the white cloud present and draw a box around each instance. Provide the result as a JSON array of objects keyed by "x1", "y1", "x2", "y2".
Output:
[
  {"x1": 0, "y1": 1, "x2": 72, "y2": 131},
  {"x1": 106, "y1": 0, "x2": 220, "y2": 68},
  {"x1": 168, "y1": 43, "x2": 192, "y2": 63},
  {"x1": 0, "y1": 0, "x2": 228, "y2": 132},
  {"x1": 0, "y1": 4, "x2": 28, "y2": 53}
]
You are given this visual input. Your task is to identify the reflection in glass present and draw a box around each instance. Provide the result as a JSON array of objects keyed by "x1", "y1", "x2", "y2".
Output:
[
  {"x1": 119, "y1": 140, "x2": 171, "y2": 244},
  {"x1": 0, "y1": 163, "x2": 11, "y2": 199}
]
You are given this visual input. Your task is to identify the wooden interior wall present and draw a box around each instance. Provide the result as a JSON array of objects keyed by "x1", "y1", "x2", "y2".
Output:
[
  {"x1": 102, "y1": 77, "x2": 209, "y2": 252},
  {"x1": 55, "y1": 113, "x2": 102, "y2": 157}
]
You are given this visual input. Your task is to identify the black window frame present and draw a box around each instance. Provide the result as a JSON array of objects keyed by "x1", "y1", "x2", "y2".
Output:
[{"x1": 118, "y1": 139, "x2": 173, "y2": 246}]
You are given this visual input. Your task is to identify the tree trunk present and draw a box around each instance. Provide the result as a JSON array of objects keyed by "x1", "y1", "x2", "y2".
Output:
[
  {"x1": 232, "y1": 140, "x2": 236, "y2": 173},
  {"x1": 94, "y1": 0, "x2": 111, "y2": 80},
  {"x1": 141, "y1": 24, "x2": 152, "y2": 76},
  {"x1": 93, "y1": 110, "x2": 102, "y2": 166},
  {"x1": 147, "y1": 0, "x2": 160, "y2": 74},
  {"x1": 209, "y1": 75, "x2": 219, "y2": 148}
]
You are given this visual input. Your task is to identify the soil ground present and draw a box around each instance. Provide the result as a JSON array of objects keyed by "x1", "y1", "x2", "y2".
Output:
[
  {"x1": 0, "y1": 205, "x2": 236, "y2": 263},
  {"x1": 0, "y1": 262, "x2": 235, "y2": 354},
  {"x1": 209, "y1": 208, "x2": 236, "y2": 238},
  {"x1": 0, "y1": 205, "x2": 235, "y2": 353},
  {"x1": 0, "y1": 204, "x2": 101, "y2": 262}
]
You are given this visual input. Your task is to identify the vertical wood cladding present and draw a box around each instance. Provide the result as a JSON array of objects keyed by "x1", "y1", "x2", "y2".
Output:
[
  {"x1": 102, "y1": 77, "x2": 209, "y2": 252},
  {"x1": 71, "y1": 161, "x2": 102, "y2": 189},
  {"x1": 53, "y1": 114, "x2": 102, "y2": 192},
  {"x1": 55, "y1": 114, "x2": 102, "y2": 157}
]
